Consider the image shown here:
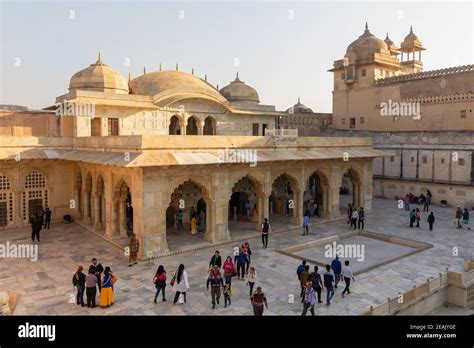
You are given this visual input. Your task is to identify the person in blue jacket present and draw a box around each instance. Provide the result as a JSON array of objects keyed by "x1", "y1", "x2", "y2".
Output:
[{"x1": 330, "y1": 255, "x2": 342, "y2": 289}]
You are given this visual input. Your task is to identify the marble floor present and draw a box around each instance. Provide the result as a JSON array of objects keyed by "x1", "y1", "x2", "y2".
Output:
[{"x1": 0, "y1": 197, "x2": 472, "y2": 316}]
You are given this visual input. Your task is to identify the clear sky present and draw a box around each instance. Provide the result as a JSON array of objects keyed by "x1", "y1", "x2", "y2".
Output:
[{"x1": 1, "y1": 0, "x2": 472, "y2": 112}]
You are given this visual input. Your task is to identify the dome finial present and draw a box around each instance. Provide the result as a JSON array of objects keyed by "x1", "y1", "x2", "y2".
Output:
[
  {"x1": 362, "y1": 22, "x2": 371, "y2": 36},
  {"x1": 159, "y1": 63, "x2": 162, "y2": 71},
  {"x1": 365, "y1": 22, "x2": 368, "y2": 31},
  {"x1": 176, "y1": 63, "x2": 179, "y2": 71},
  {"x1": 143, "y1": 66, "x2": 146, "y2": 75},
  {"x1": 205, "y1": 74, "x2": 208, "y2": 82},
  {"x1": 386, "y1": 32, "x2": 389, "y2": 39},
  {"x1": 410, "y1": 25, "x2": 413, "y2": 34},
  {"x1": 216, "y1": 84, "x2": 219, "y2": 90},
  {"x1": 298, "y1": 96, "x2": 301, "y2": 104},
  {"x1": 128, "y1": 71, "x2": 131, "y2": 82},
  {"x1": 192, "y1": 68, "x2": 194, "y2": 75},
  {"x1": 93, "y1": 51, "x2": 105, "y2": 66}
]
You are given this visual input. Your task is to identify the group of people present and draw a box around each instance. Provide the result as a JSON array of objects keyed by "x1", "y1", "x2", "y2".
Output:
[
  {"x1": 403, "y1": 190, "x2": 432, "y2": 212},
  {"x1": 29, "y1": 207, "x2": 52, "y2": 242},
  {"x1": 151, "y1": 246, "x2": 268, "y2": 315},
  {"x1": 175, "y1": 207, "x2": 206, "y2": 235},
  {"x1": 454, "y1": 206, "x2": 470, "y2": 229},
  {"x1": 297, "y1": 256, "x2": 355, "y2": 316},
  {"x1": 346, "y1": 205, "x2": 365, "y2": 230},
  {"x1": 72, "y1": 258, "x2": 116, "y2": 309}
]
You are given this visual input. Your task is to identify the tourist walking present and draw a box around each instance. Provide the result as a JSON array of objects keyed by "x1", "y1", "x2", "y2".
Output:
[
  {"x1": 415, "y1": 208, "x2": 421, "y2": 228},
  {"x1": 330, "y1": 255, "x2": 342, "y2": 288},
  {"x1": 250, "y1": 287, "x2": 268, "y2": 316},
  {"x1": 301, "y1": 280, "x2": 316, "y2": 316},
  {"x1": 300, "y1": 265, "x2": 310, "y2": 301},
  {"x1": 99, "y1": 267, "x2": 115, "y2": 308},
  {"x1": 244, "y1": 242, "x2": 252, "y2": 273},
  {"x1": 427, "y1": 212, "x2": 435, "y2": 231},
  {"x1": 223, "y1": 284, "x2": 232, "y2": 307},
  {"x1": 347, "y1": 204, "x2": 352, "y2": 224},
  {"x1": 206, "y1": 265, "x2": 224, "y2": 309},
  {"x1": 235, "y1": 248, "x2": 248, "y2": 280},
  {"x1": 89, "y1": 258, "x2": 104, "y2": 292},
  {"x1": 244, "y1": 200, "x2": 251, "y2": 222},
  {"x1": 223, "y1": 256, "x2": 235, "y2": 287},
  {"x1": 423, "y1": 190, "x2": 432, "y2": 212},
  {"x1": 455, "y1": 207, "x2": 463, "y2": 228},
  {"x1": 463, "y1": 208, "x2": 470, "y2": 229},
  {"x1": 209, "y1": 250, "x2": 222, "y2": 270},
  {"x1": 261, "y1": 218, "x2": 271, "y2": 248},
  {"x1": 72, "y1": 265, "x2": 86, "y2": 307},
  {"x1": 310, "y1": 265, "x2": 323, "y2": 303},
  {"x1": 404, "y1": 195, "x2": 410, "y2": 211},
  {"x1": 341, "y1": 260, "x2": 355, "y2": 298},
  {"x1": 409, "y1": 209, "x2": 416, "y2": 228},
  {"x1": 128, "y1": 234, "x2": 139, "y2": 266},
  {"x1": 85, "y1": 268, "x2": 98, "y2": 308},
  {"x1": 351, "y1": 208, "x2": 359, "y2": 230},
  {"x1": 303, "y1": 214, "x2": 310, "y2": 235},
  {"x1": 190, "y1": 214, "x2": 198, "y2": 235},
  {"x1": 297, "y1": 260, "x2": 307, "y2": 282},
  {"x1": 153, "y1": 265, "x2": 167, "y2": 303},
  {"x1": 323, "y1": 265, "x2": 335, "y2": 305},
  {"x1": 358, "y1": 207, "x2": 365, "y2": 230},
  {"x1": 247, "y1": 266, "x2": 257, "y2": 297},
  {"x1": 43, "y1": 207, "x2": 52, "y2": 229},
  {"x1": 172, "y1": 264, "x2": 189, "y2": 305},
  {"x1": 30, "y1": 214, "x2": 42, "y2": 242}
]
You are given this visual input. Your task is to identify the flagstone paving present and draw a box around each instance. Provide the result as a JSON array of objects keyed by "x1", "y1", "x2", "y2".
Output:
[{"x1": 0, "y1": 198, "x2": 472, "y2": 316}]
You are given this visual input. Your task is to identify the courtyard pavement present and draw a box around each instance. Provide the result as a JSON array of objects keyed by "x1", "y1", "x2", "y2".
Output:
[{"x1": 0, "y1": 198, "x2": 472, "y2": 316}]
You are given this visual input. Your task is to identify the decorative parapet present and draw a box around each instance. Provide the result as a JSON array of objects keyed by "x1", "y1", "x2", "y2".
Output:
[{"x1": 374, "y1": 64, "x2": 474, "y2": 86}]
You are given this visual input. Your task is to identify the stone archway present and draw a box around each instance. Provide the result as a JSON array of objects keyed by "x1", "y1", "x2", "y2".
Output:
[
  {"x1": 169, "y1": 115, "x2": 181, "y2": 135},
  {"x1": 269, "y1": 173, "x2": 301, "y2": 225},
  {"x1": 112, "y1": 179, "x2": 132, "y2": 237},
  {"x1": 203, "y1": 116, "x2": 216, "y2": 135},
  {"x1": 304, "y1": 170, "x2": 331, "y2": 218},
  {"x1": 186, "y1": 116, "x2": 198, "y2": 135},
  {"x1": 165, "y1": 179, "x2": 212, "y2": 250},
  {"x1": 339, "y1": 167, "x2": 363, "y2": 215},
  {"x1": 228, "y1": 175, "x2": 264, "y2": 236}
]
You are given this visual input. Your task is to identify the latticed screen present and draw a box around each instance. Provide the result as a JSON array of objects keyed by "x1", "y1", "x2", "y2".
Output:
[
  {"x1": 24, "y1": 170, "x2": 46, "y2": 189},
  {"x1": 0, "y1": 175, "x2": 13, "y2": 226}
]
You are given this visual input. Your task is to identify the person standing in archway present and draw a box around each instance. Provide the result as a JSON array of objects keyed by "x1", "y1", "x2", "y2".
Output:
[
  {"x1": 128, "y1": 234, "x2": 139, "y2": 267},
  {"x1": 261, "y1": 218, "x2": 271, "y2": 248},
  {"x1": 190, "y1": 214, "x2": 198, "y2": 235},
  {"x1": 198, "y1": 210, "x2": 206, "y2": 233},
  {"x1": 251, "y1": 204, "x2": 259, "y2": 223}
]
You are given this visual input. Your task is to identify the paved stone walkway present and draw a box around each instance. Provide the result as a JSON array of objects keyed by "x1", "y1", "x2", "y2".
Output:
[{"x1": 0, "y1": 198, "x2": 472, "y2": 315}]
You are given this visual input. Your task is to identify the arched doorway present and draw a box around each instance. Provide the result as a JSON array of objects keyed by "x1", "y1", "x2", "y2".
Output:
[
  {"x1": 203, "y1": 116, "x2": 216, "y2": 135},
  {"x1": 304, "y1": 171, "x2": 330, "y2": 218},
  {"x1": 169, "y1": 115, "x2": 181, "y2": 135},
  {"x1": 113, "y1": 180, "x2": 132, "y2": 237},
  {"x1": 166, "y1": 180, "x2": 210, "y2": 251},
  {"x1": 339, "y1": 168, "x2": 362, "y2": 216},
  {"x1": 228, "y1": 176, "x2": 262, "y2": 236},
  {"x1": 74, "y1": 173, "x2": 82, "y2": 219},
  {"x1": 186, "y1": 116, "x2": 198, "y2": 135},
  {"x1": 269, "y1": 174, "x2": 298, "y2": 225}
]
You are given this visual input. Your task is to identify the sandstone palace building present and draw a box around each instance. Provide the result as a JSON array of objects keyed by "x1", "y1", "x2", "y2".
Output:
[{"x1": 0, "y1": 52, "x2": 385, "y2": 256}]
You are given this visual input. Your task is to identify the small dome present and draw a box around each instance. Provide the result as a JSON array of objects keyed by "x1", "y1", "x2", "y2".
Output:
[
  {"x1": 346, "y1": 23, "x2": 390, "y2": 57},
  {"x1": 384, "y1": 33, "x2": 399, "y2": 55},
  {"x1": 220, "y1": 73, "x2": 260, "y2": 103},
  {"x1": 129, "y1": 70, "x2": 224, "y2": 102},
  {"x1": 286, "y1": 97, "x2": 313, "y2": 113},
  {"x1": 69, "y1": 53, "x2": 129, "y2": 94},
  {"x1": 401, "y1": 26, "x2": 424, "y2": 51}
]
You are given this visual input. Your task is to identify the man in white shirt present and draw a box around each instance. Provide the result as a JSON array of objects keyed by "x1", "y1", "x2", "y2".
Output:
[
  {"x1": 341, "y1": 260, "x2": 355, "y2": 298},
  {"x1": 351, "y1": 209, "x2": 359, "y2": 230}
]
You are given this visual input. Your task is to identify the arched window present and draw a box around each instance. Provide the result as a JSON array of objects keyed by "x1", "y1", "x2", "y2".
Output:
[
  {"x1": 203, "y1": 116, "x2": 216, "y2": 135},
  {"x1": 169, "y1": 116, "x2": 181, "y2": 135}
]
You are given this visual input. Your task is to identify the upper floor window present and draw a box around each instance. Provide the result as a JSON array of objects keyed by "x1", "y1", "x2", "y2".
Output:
[
  {"x1": 349, "y1": 118, "x2": 356, "y2": 129},
  {"x1": 341, "y1": 118, "x2": 346, "y2": 126},
  {"x1": 252, "y1": 123, "x2": 259, "y2": 136},
  {"x1": 360, "y1": 117, "x2": 365, "y2": 124},
  {"x1": 460, "y1": 110, "x2": 467, "y2": 118},
  {"x1": 108, "y1": 118, "x2": 119, "y2": 136},
  {"x1": 458, "y1": 158, "x2": 465, "y2": 166},
  {"x1": 361, "y1": 69, "x2": 367, "y2": 77},
  {"x1": 422, "y1": 156, "x2": 428, "y2": 164}
]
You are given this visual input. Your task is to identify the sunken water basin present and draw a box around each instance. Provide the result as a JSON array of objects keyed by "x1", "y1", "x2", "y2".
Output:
[{"x1": 277, "y1": 231, "x2": 432, "y2": 275}]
